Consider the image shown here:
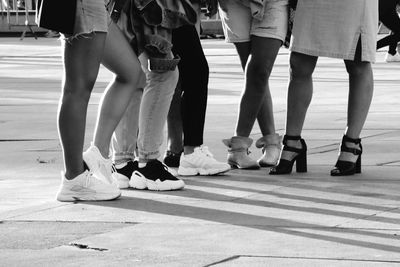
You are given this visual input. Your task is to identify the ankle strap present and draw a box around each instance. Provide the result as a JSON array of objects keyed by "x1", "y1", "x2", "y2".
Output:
[
  {"x1": 343, "y1": 135, "x2": 361, "y2": 144},
  {"x1": 341, "y1": 135, "x2": 362, "y2": 155},
  {"x1": 282, "y1": 135, "x2": 307, "y2": 153},
  {"x1": 283, "y1": 135, "x2": 301, "y2": 142}
]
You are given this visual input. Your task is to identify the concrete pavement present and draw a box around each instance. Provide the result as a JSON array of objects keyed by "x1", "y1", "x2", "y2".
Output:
[{"x1": 0, "y1": 37, "x2": 400, "y2": 266}]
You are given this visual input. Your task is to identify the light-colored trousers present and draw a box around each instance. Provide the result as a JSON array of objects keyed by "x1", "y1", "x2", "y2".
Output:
[{"x1": 112, "y1": 53, "x2": 178, "y2": 164}]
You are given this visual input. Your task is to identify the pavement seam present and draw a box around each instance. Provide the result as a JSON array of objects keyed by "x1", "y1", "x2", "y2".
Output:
[
  {"x1": 204, "y1": 255, "x2": 400, "y2": 266},
  {"x1": 334, "y1": 207, "x2": 400, "y2": 228}
]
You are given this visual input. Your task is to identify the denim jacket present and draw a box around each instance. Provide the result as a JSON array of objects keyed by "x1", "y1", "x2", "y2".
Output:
[{"x1": 113, "y1": 0, "x2": 197, "y2": 71}]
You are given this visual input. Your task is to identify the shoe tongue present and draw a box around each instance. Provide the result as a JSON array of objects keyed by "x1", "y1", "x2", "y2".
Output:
[{"x1": 148, "y1": 159, "x2": 162, "y2": 168}]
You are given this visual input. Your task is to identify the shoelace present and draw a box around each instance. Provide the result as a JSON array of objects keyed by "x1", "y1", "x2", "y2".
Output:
[
  {"x1": 83, "y1": 171, "x2": 94, "y2": 188},
  {"x1": 199, "y1": 146, "x2": 214, "y2": 158}
]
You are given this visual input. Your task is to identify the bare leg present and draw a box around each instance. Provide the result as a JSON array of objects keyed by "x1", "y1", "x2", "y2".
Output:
[
  {"x1": 93, "y1": 22, "x2": 143, "y2": 158},
  {"x1": 235, "y1": 36, "x2": 281, "y2": 137},
  {"x1": 59, "y1": 33, "x2": 106, "y2": 180},
  {"x1": 234, "y1": 41, "x2": 278, "y2": 136},
  {"x1": 282, "y1": 52, "x2": 317, "y2": 160},
  {"x1": 234, "y1": 42, "x2": 251, "y2": 70},
  {"x1": 339, "y1": 60, "x2": 374, "y2": 162}
]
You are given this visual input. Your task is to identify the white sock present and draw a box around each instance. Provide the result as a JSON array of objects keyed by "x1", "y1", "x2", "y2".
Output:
[
  {"x1": 138, "y1": 162, "x2": 147, "y2": 168},
  {"x1": 115, "y1": 162, "x2": 128, "y2": 169}
]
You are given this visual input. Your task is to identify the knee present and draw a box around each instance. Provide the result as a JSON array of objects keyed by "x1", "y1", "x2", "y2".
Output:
[
  {"x1": 246, "y1": 59, "x2": 273, "y2": 86},
  {"x1": 289, "y1": 54, "x2": 314, "y2": 80},
  {"x1": 345, "y1": 61, "x2": 370, "y2": 77},
  {"x1": 63, "y1": 77, "x2": 95, "y2": 102},
  {"x1": 116, "y1": 64, "x2": 143, "y2": 86}
]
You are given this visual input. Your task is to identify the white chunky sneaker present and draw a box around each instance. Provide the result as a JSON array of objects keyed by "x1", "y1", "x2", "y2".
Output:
[
  {"x1": 178, "y1": 146, "x2": 231, "y2": 176},
  {"x1": 385, "y1": 52, "x2": 400, "y2": 62},
  {"x1": 83, "y1": 144, "x2": 118, "y2": 188},
  {"x1": 56, "y1": 170, "x2": 121, "y2": 202},
  {"x1": 130, "y1": 160, "x2": 185, "y2": 191}
]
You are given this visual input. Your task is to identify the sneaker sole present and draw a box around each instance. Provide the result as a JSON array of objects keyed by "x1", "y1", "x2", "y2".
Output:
[
  {"x1": 130, "y1": 173, "x2": 185, "y2": 191},
  {"x1": 178, "y1": 166, "x2": 231, "y2": 176},
  {"x1": 56, "y1": 191, "x2": 121, "y2": 202}
]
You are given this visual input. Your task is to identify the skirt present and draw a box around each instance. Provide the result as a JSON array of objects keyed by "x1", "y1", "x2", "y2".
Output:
[{"x1": 290, "y1": 0, "x2": 378, "y2": 62}]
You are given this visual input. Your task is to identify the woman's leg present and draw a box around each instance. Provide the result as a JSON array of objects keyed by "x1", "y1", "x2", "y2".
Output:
[
  {"x1": 59, "y1": 33, "x2": 107, "y2": 180},
  {"x1": 235, "y1": 36, "x2": 281, "y2": 137},
  {"x1": 269, "y1": 52, "x2": 317, "y2": 175},
  {"x1": 92, "y1": 21, "x2": 143, "y2": 158},
  {"x1": 171, "y1": 24, "x2": 209, "y2": 153},
  {"x1": 388, "y1": 31, "x2": 399, "y2": 55},
  {"x1": 340, "y1": 60, "x2": 374, "y2": 162},
  {"x1": 166, "y1": 83, "x2": 183, "y2": 154},
  {"x1": 283, "y1": 52, "x2": 317, "y2": 157},
  {"x1": 234, "y1": 42, "x2": 273, "y2": 136},
  {"x1": 377, "y1": 7, "x2": 400, "y2": 54},
  {"x1": 137, "y1": 53, "x2": 179, "y2": 163},
  {"x1": 234, "y1": 42, "x2": 251, "y2": 70}
]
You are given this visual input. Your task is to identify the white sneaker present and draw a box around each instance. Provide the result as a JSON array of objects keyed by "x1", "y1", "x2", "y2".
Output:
[
  {"x1": 83, "y1": 144, "x2": 118, "y2": 187},
  {"x1": 385, "y1": 52, "x2": 400, "y2": 62},
  {"x1": 178, "y1": 146, "x2": 231, "y2": 176},
  {"x1": 56, "y1": 170, "x2": 121, "y2": 202}
]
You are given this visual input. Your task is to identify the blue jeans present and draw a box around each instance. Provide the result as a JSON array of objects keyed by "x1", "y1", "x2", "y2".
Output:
[{"x1": 112, "y1": 52, "x2": 178, "y2": 163}]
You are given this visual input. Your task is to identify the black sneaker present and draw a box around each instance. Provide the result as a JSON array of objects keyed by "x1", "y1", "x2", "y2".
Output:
[
  {"x1": 112, "y1": 160, "x2": 138, "y2": 189},
  {"x1": 130, "y1": 160, "x2": 185, "y2": 191},
  {"x1": 163, "y1": 150, "x2": 182, "y2": 168}
]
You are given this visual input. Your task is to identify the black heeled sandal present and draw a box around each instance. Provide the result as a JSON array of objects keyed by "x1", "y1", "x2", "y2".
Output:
[
  {"x1": 269, "y1": 135, "x2": 307, "y2": 175},
  {"x1": 331, "y1": 135, "x2": 362, "y2": 176}
]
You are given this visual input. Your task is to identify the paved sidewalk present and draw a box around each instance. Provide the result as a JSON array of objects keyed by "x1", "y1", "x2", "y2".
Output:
[{"x1": 0, "y1": 37, "x2": 400, "y2": 266}]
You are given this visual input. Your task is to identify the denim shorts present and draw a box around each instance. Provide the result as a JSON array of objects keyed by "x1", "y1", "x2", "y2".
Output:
[
  {"x1": 63, "y1": 0, "x2": 111, "y2": 39},
  {"x1": 219, "y1": 0, "x2": 288, "y2": 43}
]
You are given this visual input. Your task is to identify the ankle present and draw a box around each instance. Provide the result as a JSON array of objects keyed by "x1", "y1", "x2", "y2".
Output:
[
  {"x1": 344, "y1": 141, "x2": 360, "y2": 149},
  {"x1": 92, "y1": 142, "x2": 109, "y2": 159},
  {"x1": 184, "y1": 146, "x2": 195, "y2": 155},
  {"x1": 138, "y1": 158, "x2": 150, "y2": 167},
  {"x1": 65, "y1": 169, "x2": 85, "y2": 180},
  {"x1": 286, "y1": 139, "x2": 302, "y2": 149},
  {"x1": 168, "y1": 145, "x2": 183, "y2": 154}
]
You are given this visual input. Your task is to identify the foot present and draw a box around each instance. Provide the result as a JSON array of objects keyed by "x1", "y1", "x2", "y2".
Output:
[
  {"x1": 112, "y1": 160, "x2": 138, "y2": 189},
  {"x1": 385, "y1": 52, "x2": 400, "y2": 62},
  {"x1": 223, "y1": 137, "x2": 260, "y2": 169},
  {"x1": 256, "y1": 134, "x2": 282, "y2": 167},
  {"x1": 336, "y1": 141, "x2": 361, "y2": 163},
  {"x1": 163, "y1": 150, "x2": 182, "y2": 168},
  {"x1": 83, "y1": 144, "x2": 118, "y2": 187},
  {"x1": 178, "y1": 146, "x2": 231, "y2": 176},
  {"x1": 331, "y1": 135, "x2": 362, "y2": 176},
  {"x1": 56, "y1": 170, "x2": 121, "y2": 202},
  {"x1": 269, "y1": 135, "x2": 307, "y2": 175},
  {"x1": 279, "y1": 139, "x2": 303, "y2": 162},
  {"x1": 130, "y1": 160, "x2": 185, "y2": 191}
]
